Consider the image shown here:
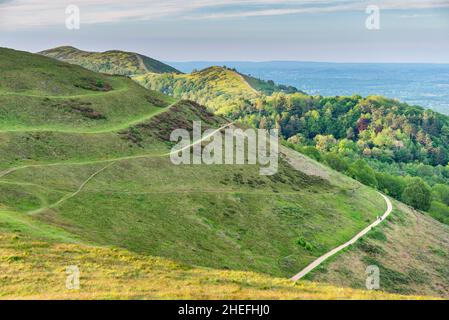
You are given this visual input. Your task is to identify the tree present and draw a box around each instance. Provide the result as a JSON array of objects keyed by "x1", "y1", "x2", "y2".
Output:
[
  {"x1": 314, "y1": 134, "x2": 337, "y2": 152},
  {"x1": 432, "y1": 184, "x2": 449, "y2": 206},
  {"x1": 299, "y1": 146, "x2": 321, "y2": 161},
  {"x1": 323, "y1": 153, "x2": 349, "y2": 173},
  {"x1": 429, "y1": 201, "x2": 449, "y2": 225},
  {"x1": 401, "y1": 177, "x2": 432, "y2": 211},
  {"x1": 348, "y1": 160, "x2": 378, "y2": 188},
  {"x1": 375, "y1": 172, "x2": 406, "y2": 199}
]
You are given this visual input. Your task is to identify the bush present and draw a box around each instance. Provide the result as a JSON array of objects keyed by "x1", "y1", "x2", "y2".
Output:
[
  {"x1": 323, "y1": 153, "x2": 349, "y2": 173},
  {"x1": 401, "y1": 177, "x2": 432, "y2": 211},
  {"x1": 297, "y1": 237, "x2": 314, "y2": 251},
  {"x1": 299, "y1": 146, "x2": 321, "y2": 161},
  {"x1": 432, "y1": 184, "x2": 449, "y2": 206},
  {"x1": 375, "y1": 172, "x2": 406, "y2": 199},
  {"x1": 348, "y1": 159, "x2": 378, "y2": 188},
  {"x1": 429, "y1": 201, "x2": 449, "y2": 225}
]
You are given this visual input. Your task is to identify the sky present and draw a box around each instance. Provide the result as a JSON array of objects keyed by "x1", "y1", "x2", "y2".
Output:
[{"x1": 0, "y1": 0, "x2": 448, "y2": 62}]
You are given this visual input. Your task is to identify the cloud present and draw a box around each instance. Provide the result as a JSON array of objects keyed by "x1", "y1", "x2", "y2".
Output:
[{"x1": 1, "y1": 0, "x2": 448, "y2": 29}]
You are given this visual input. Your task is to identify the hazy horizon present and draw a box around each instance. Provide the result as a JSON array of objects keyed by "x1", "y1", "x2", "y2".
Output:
[{"x1": 1, "y1": 0, "x2": 449, "y2": 63}]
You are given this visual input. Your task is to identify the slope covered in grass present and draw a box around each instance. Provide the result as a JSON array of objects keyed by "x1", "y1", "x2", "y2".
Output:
[
  {"x1": 134, "y1": 66, "x2": 301, "y2": 114},
  {"x1": 39, "y1": 46, "x2": 181, "y2": 75},
  {"x1": 0, "y1": 101, "x2": 388, "y2": 278},
  {"x1": 1, "y1": 48, "x2": 448, "y2": 299},
  {"x1": 134, "y1": 66, "x2": 261, "y2": 114},
  {"x1": 308, "y1": 200, "x2": 449, "y2": 298},
  {"x1": 0, "y1": 48, "x2": 391, "y2": 280},
  {"x1": 0, "y1": 48, "x2": 175, "y2": 133},
  {"x1": 0, "y1": 212, "x2": 428, "y2": 300}
]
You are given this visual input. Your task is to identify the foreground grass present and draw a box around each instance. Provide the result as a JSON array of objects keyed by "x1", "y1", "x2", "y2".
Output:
[{"x1": 0, "y1": 226, "x2": 429, "y2": 300}]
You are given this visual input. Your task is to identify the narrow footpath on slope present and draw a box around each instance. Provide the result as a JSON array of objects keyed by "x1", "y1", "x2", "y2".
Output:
[{"x1": 291, "y1": 193, "x2": 393, "y2": 281}]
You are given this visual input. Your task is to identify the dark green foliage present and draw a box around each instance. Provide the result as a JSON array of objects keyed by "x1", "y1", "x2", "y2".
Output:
[
  {"x1": 432, "y1": 184, "x2": 449, "y2": 206},
  {"x1": 429, "y1": 201, "x2": 449, "y2": 225},
  {"x1": 375, "y1": 172, "x2": 406, "y2": 199},
  {"x1": 323, "y1": 153, "x2": 349, "y2": 173},
  {"x1": 297, "y1": 237, "x2": 314, "y2": 251},
  {"x1": 355, "y1": 238, "x2": 385, "y2": 255},
  {"x1": 367, "y1": 229, "x2": 388, "y2": 242},
  {"x1": 75, "y1": 78, "x2": 112, "y2": 91},
  {"x1": 401, "y1": 178, "x2": 432, "y2": 211},
  {"x1": 348, "y1": 160, "x2": 378, "y2": 188},
  {"x1": 299, "y1": 146, "x2": 321, "y2": 161}
]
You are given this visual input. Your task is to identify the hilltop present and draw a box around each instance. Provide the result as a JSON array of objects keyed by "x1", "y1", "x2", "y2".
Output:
[
  {"x1": 39, "y1": 46, "x2": 181, "y2": 76},
  {"x1": 1, "y1": 47, "x2": 448, "y2": 299},
  {"x1": 134, "y1": 66, "x2": 301, "y2": 114}
]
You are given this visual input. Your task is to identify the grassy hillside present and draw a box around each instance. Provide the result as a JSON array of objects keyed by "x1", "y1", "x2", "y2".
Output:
[
  {"x1": 1, "y1": 47, "x2": 448, "y2": 299},
  {"x1": 0, "y1": 213, "x2": 427, "y2": 300},
  {"x1": 308, "y1": 200, "x2": 449, "y2": 297},
  {"x1": 0, "y1": 48, "x2": 385, "y2": 277},
  {"x1": 134, "y1": 63, "x2": 449, "y2": 227},
  {"x1": 0, "y1": 47, "x2": 174, "y2": 133},
  {"x1": 134, "y1": 66, "x2": 301, "y2": 114},
  {"x1": 39, "y1": 46, "x2": 181, "y2": 75},
  {"x1": 0, "y1": 101, "x2": 388, "y2": 277},
  {"x1": 134, "y1": 66, "x2": 261, "y2": 114}
]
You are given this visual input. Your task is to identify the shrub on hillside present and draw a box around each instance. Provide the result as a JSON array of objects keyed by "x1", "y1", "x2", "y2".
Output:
[
  {"x1": 429, "y1": 201, "x2": 449, "y2": 225},
  {"x1": 323, "y1": 153, "x2": 349, "y2": 173},
  {"x1": 401, "y1": 177, "x2": 432, "y2": 211},
  {"x1": 375, "y1": 172, "x2": 406, "y2": 199},
  {"x1": 348, "y1": 160, "x2": 378, "y2": 188}
]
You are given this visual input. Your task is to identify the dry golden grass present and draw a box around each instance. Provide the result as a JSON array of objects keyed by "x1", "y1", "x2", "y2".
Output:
[{"x1": 0, "y1": 232, "x2": 432, "y2": 300}]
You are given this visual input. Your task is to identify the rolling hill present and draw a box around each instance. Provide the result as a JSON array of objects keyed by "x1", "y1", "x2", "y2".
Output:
[
  {"x1": 133, "y1": 61, "x2": 449, "y2": 231},
  {"x1": 133, "y1": 66, "x2": 301, "y2": 115},
  {"x1": 39, "y1": 46, "x2": 181, "y2": 76},
  {"x1": 1, "y1": 47, "x2": 448, "y2": 299}
]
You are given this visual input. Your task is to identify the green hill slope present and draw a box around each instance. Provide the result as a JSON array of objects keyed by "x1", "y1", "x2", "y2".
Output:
[
  {"x1": 1, "y1": 47, "x2": 448, "y2": 299},
  {"x1": 39, "y1": 46, "x2": 181, "y2": 75},
  {"x1": 0, "y1": 48, "x2": 384, "y2": 276},
  {"x1": 308, "y1": 200, "x2": 449, "y2": 297},
  {"x1": 0, "y1": 47, "x2": 174, "y2": 133},
  {"x1": 0, "y1": 213, "x2": 427, "y2": 300},
  {"x1": 134, "y1": 63, "x2": 449, "y2": 228},
  {"x1": 134, "y1": 66, "x2": 301, "y2": 114}
]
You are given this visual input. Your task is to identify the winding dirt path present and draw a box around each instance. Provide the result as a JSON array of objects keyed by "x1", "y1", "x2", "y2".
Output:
[
  {"x1": 291, "y1": 193, "x2": 393, "y2": 281},
  {"x1": 27, "y1": 161, "x2": 117, "y2": 215},
  {"x1": 16, "y1": 122, "x2": 234, "y2": 215},
  {"x1": 0, "y1": 121, "x2": 233, "y2": 180}
]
